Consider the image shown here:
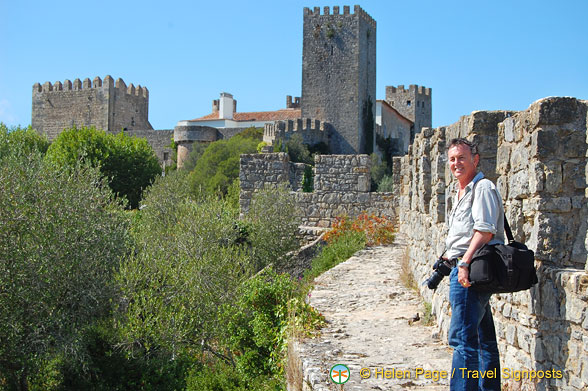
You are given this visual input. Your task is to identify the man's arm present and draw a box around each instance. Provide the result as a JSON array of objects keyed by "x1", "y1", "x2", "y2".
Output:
[{"x1": 458, "y1": 230, "x2": 494, "y2": 287}]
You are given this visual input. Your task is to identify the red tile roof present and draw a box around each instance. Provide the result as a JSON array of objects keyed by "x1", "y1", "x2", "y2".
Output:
[{"x1": 190, "y1": 108, "x2": 301, "y2": 122}]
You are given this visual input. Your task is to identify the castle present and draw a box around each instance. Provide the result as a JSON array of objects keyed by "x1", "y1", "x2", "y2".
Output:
[{"x1": 31, "y1": 5, "x2": 431, "y2": 168}]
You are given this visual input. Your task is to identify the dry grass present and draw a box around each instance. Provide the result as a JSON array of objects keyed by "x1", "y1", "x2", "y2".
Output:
[{"x1": 400, "y1": 247, "x2": 419, "y2": 292}]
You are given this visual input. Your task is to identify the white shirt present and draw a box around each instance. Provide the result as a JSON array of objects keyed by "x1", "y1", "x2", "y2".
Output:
[{"x1": 445, "y1": 172, "x2": 505, "y2": 260}]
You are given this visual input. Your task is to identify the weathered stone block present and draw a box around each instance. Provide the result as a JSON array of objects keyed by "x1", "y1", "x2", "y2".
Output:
[{"x1": 533, "y1": 97, "x2": 583, "y2": 126}]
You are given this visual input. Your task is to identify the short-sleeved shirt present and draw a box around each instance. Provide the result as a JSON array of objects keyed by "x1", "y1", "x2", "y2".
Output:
[{"x1": 445, "y1": 171, "x2": 505, "y2": 260}]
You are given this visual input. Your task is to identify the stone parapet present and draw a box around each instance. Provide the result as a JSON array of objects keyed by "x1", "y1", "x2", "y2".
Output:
[
  {"x1": 263, "y1": 118, "x2": 329, "y2": 147},
  {"x1": 239, "y1": 153, "x2": 395, "y2": 227},
  {"x1": 397, "y1": 98, "x2": 588, "y2": 390}
]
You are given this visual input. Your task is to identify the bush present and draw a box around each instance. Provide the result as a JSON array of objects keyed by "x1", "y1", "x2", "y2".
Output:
[
  {"x1": 377, "y1": 174, "x2": 394, "y2": 192},
  {"x1": 46, "y1": 126, "x2": 161, "y2": 209},
  {"x1": 304, "y1": 230, "x2": 366, "y2": 282},
  {"x1": 323, "y1": 213, "x2": 395, "y2": 246},
  {"x1": 0, "y1": 123, "x2": 49, "y2": 159},
  {"x1": 0, "y1": 153, "x2": 130, "y2": 388},
  {"x1": 220, "y1": 268, "x2": 293, "y2": 380},
  {"x1": 244, "y1": 185, "x2": 300, "y2": 271}
]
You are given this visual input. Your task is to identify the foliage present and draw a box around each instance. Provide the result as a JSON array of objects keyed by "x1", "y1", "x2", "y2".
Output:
[
  {"x1": 285, "y1": 134, "x2": 312, "y2": 164},
  {"x1": 256, "y1": 141, "x2": 268, "y2": 153},
  {"x1": 185, "y1": 360, "x2": 282, "y2": 391},
  {"x1": 188, "y1": 128, "x2": 261, "y2": 196},
  {"x1": 370, "y1": 152, "x2": 393, "y2": 191},
  {"x1": 302, "y1": 164, "x2": 314, "y2": 192},
  {"x1": 220, "y1": 268, "x2": 293, "y2": 380},
  {"x1": 377, "y1": 174, "x2": 394, "y2": 192},
  {"x1": 323, "y1": 213, "x2": 395, "y2": 246},
  {"x1": 45, "y1": 126, "x2": 161, "y2": 209},
  {"x1": 117, "y1": 172, "x2": 253, "y2": 361},
  {"x1": 0, "y1": 153, "x2": 130, "y2": 388},
  {"x1": 0, "y1": 123, "x2": 49, "y2": 159},
  {"x1": 303, "y1": 230, "x2": 366, "y2": 283},
  {"x1": 181, "y1": 141, "x2": 208, "y2": 171},
  {"x1": 244, "y1": 185, "x2": 300, "y2": 271}
]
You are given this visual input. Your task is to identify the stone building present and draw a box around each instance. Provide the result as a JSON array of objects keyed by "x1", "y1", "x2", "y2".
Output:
[
  {"x1": 301, "y1": 5, "x2": 376, "y2": 155},
  {"x1": 385, "y1": 84, "x2": 432, "y2": 144},
  {"x1": 32, "y1": 76, "x2": 152, "y2": 140}
]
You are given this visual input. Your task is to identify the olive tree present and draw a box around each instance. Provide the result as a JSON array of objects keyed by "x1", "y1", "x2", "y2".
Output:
[{"x1": 0, "y1": 153, "x2": 130, "y2": 390}]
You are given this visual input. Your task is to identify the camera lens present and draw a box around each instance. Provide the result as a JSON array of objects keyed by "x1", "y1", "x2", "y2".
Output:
[{"x1": 426, "y1": 270, "x2": 444, "y2": 290}]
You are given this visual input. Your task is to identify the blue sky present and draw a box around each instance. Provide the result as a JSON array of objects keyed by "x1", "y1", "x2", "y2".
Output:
[{"x1": 1, "y1": 0, "x2": 586, "y2": 130}]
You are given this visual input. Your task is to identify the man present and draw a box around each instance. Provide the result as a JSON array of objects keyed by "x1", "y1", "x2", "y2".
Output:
[{"x1": 445, "y1": 138, "x2": 504, "y2": 391}]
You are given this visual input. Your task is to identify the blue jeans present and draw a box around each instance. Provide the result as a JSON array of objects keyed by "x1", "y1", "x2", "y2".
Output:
[{"x1": 448, "y1": 267, "x2": 501, "y2": 391}]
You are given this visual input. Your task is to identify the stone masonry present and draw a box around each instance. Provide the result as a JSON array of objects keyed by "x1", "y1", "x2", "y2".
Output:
[
  {"x1": 32, "y1": 75, "x2": 152, "y2": 140},
  {"x1": 239, "y1": 153, "x2": 395, "y2": 227},
  {"x1": 301, "y1": 6, "x2": 376, "y2": 154},
  {"x1": 394, "y1": 97, "x2": 588, "y2": 390}
]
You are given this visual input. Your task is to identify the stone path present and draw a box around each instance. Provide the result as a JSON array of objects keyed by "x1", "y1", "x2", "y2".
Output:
[{"x1": 292, "y1": 235, "x2": 453, "y2": 390}]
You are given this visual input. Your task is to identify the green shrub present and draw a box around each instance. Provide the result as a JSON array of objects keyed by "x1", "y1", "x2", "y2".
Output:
[
  {"x1": 0, "y1": 153, "x2": 130, "y2": 388},
  {"x1": 117, "y1": 172, "x2": 253, "y2": 361},
  {"x1": 0, "y1": 123, "x2": 49, "y2": 159},
  {"x1": 244, "y1": 185, "x2": 300, "y2": 271},
  {"x1": 185, "y1": 360, "x2": 282, "y2": 391},
  {"x1": 304, "y1": 230, "x2": 366, "y2": 282},
  {"x1": 377, "y1": 174, "x2": 394, "y2": 192},
  {"x1": 220, "y1": 268, "x2": 293, "y2": 380},
  {"x1": 46, "y1": 126, "x2": 161, "y2": 209}
]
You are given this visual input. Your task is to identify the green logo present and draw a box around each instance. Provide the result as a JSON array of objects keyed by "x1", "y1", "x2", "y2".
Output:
[{"x1": 329, "y1": 364, "x2": 350, "y2": 384}]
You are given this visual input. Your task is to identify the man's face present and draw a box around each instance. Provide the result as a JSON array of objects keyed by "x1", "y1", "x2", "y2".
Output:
[{"x1": 448, "y1": 144, "x2": 479, "y2": 184}]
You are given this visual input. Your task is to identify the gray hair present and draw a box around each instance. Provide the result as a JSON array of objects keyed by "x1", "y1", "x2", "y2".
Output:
[{"x1": 447, "y1": 138, "x2": 479, "y2": 156}]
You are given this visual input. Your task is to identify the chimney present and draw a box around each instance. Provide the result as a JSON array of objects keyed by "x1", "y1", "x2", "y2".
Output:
[{"x1": 219, "y1": 92, "x2": 234, "y2": 119}]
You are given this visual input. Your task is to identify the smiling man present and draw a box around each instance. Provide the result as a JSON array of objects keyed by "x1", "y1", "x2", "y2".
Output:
[{"x1": 444, "y1": 138, "x2": 505, "y2": 391}]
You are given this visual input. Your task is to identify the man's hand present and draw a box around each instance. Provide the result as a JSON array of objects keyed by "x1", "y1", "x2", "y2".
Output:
[{"x1": 458, "y1": 265, "x2": 471, "y2": 287}]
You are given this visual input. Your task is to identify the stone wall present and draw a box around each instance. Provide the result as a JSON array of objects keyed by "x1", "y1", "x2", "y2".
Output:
[
  {"x1": 32, "y1": 76, "x2": 152, "y2": 140},
  {"x1": 396, "y1": 97, "x2": 588, "y2": 390},
  {"x1": 239, "y1": 153, "x2": 394, "y2": 227},
  {"x1": 385, "y1": 84, "x2": 432, "y2": 137}
]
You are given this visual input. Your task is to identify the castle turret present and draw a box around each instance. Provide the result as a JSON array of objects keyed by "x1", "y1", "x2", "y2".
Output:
[
  {"x1": 301, "y1": 5, "x2": 376, "y2": 154},
  {"x1": 31, "y1": 75, "x2": 152, "y2": 140},
  {"x1": 385, "y1": 84, "x2": 432, "y2": 141}
]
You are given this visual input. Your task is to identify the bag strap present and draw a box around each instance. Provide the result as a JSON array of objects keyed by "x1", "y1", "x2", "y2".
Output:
[{"x1": 470, "y1": 177, "x2": 514, "y2": 243}]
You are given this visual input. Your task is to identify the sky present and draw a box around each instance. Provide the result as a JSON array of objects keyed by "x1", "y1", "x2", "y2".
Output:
[{"x1": 1, "y1": 0, "x2": 587, "y2": 130}]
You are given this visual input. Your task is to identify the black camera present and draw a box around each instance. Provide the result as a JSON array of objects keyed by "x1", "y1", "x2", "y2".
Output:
[{"x1": 425, "y1": 257, "x2": 454, "y2": 290}]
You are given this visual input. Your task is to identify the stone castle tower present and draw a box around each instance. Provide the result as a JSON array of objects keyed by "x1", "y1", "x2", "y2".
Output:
[
  {"x1": 301, "y1": 5, "x2": 376, "y2": 154},
  {"x1": 32, "y1": 75, "x2": 152, "y2": 140},
  {"x1": 385, "y1": 84, "x2": 432, "y2": 141}
]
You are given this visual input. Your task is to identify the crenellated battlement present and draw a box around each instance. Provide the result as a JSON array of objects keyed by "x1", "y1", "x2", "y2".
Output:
[
  {"x1": 386, "y1": 84, "x2": 431, "y2": 96},
  {"x1": 303, "y1": 5, "x2": 376, "y2": 27},
  {"x1": 32, "y1": 76, "x2": 149, "y2": 98},
  {"x1": 263, "y1": 118, "x2": 330, "y2": 146}
]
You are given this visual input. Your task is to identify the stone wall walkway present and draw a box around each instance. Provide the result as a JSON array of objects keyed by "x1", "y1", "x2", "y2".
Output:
[{"x1": 289, "y1": 235, "x2": 453, "y2": 390}]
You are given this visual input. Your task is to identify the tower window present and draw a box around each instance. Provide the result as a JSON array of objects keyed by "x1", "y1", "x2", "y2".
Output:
[{"x1": 407, "y1": 100, "x2": 411, "y2": 107}]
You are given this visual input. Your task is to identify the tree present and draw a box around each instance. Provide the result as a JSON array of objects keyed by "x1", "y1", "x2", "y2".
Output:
[
  {"x1": 188, "y1": 128, "x2": 261, "y2": 196},
  {"x1": 0, "y1": 153, "x2": 130, "y2": 390},
  {"x1": 45, "y1": 126, "x2": 161, "y2": 209},
  {"x1": 116, "y1": 172, "x2": 253, "y2": 361},
  {"x1": 0, "y1": 123, "x2": 49, "y2": 159}
]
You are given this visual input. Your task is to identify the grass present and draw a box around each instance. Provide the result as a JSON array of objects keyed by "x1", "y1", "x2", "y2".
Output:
[{"x1": 400, "y1": 247, "x2": 418, "y2": 292}]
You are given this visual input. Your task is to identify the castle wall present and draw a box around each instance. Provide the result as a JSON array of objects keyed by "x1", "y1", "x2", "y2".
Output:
[
  {"x1": 395, "y1": 97, "x2": 588, "y2": 390},
  {"x1": 263, "y1": 118, "x2": 329, "y2": 147},
  {"x1": 110, "y1": 79, "x2": 152, "y2": 132},
  {"x1": 301, "y1": 6, "x2": 376, "y2": 154},
  {"x1": 239, "y1": 153, "x2": 394, "y2": 227},
  {"x1": 32, "y1": 76, "x2": 152, "y2": 141},
  {"x1": 32, "y1": 78, "x2": 110, "y2": 140}
]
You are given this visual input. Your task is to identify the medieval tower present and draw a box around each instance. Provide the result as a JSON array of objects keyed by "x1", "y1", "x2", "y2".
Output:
[
  {"x1": 32, "y1": 75, "x2": 152, "y2": 141},
  {"x1": 301, "y1": 5, "x2": 376, "y2": 154},
  {"x1": 385, "y1": 84, "x2": 432, "y2": 141}
]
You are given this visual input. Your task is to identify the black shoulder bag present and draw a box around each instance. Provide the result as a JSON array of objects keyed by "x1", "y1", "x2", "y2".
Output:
[{"x1": 468, "y1": 181, "x2": 538, "y2": 293}]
